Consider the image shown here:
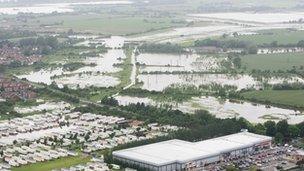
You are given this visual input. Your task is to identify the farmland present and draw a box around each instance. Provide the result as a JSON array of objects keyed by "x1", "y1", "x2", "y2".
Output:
[
  {"x1": 240, "y1": 52, "x2": 304, "y2": 71},
  {"x1": 13, "y1": 14, "x2": 186, "y2": 35},
  {"x1": 231, "y1": 29, "x2": 304, "y2": 45},
  {"x1": 241, "y1": 90, "x2": 304, "y2": 109}
]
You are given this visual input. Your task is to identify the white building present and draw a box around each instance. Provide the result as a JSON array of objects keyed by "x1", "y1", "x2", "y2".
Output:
[{"x1": 113, "y1": 132, "x2": 272, "y2": 171}]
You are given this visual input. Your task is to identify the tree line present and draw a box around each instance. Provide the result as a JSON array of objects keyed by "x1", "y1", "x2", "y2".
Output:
[
  {"x1": 194, "y1": 38, "x2": 258, "y2": 54},
  {"x1": 138, "y1": 42, "x2": 186, "y2": 54}
]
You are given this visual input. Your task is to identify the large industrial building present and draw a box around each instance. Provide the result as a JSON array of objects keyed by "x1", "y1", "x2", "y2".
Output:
[{"x1": 113, "y1": 132, "x2": 272, "y2": 171}]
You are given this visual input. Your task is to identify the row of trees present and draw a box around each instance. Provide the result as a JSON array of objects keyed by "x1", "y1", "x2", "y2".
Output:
[
  {"x1": 194, "y1": 38, "x2": 258, "y2": 54},
  {"x1": 259, "y1": 40, "x2": 304, "y2": 48},
  {"x1": 138, "y1": 42, "x2": 185, "y2": 54},
  {"x1": 272, "y1": 82, "x2": 304, "y2": 90},
  {"x1": 262, "y1": 120, "x2": 304, "y2": 144}
]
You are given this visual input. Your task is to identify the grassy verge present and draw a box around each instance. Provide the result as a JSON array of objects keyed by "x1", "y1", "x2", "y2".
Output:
[
  {"x1": 114, "y1": 48, "x2": 133, "y2": 88},
  {"x1": 12, "y1": 155, "x2": 91, "y2": 171}
]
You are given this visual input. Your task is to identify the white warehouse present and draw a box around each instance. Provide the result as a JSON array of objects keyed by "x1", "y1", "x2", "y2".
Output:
[{"x1": 113, "y1": 132, "x2": 272, "y2": 171}]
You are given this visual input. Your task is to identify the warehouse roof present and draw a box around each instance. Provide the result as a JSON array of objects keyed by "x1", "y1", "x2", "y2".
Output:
[{"x1": 113, "y1": 132, "x2": 272, "y2": 166}]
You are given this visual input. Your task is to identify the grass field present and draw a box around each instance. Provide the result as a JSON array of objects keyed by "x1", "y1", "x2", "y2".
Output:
[
  {"x1": 12, "y1": 155, "x2": 91, "y2": 171},
  {"x1": 241, "y1": 52, "x2": 304, "y2": 71},
  {"x1": 241, "y1": 90, "x2": 304, "y2": 109},
  {"x1": 226, "y1": 29, "x2": 304, "y2": 45},
  {"x1": 21, "y1": 14, "x2": 185, "y2": 35}
]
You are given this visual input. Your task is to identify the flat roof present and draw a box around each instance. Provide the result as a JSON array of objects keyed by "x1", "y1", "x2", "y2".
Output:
[{"x1": 113, "y1": 132, "x2": 272, "y2": 166}]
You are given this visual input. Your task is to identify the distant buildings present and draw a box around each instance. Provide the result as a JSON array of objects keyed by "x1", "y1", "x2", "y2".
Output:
[
  {"x1": 0, "y1": 44, "x2": 40, "y2": 66},
  {"x1": 0, "y1": 77, "x2": 37, "y2": 101}
]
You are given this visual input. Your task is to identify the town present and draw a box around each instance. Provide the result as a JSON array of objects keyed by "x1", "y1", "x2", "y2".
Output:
[{"x1": 1, "y1": 0, "x2": 304, "y2": 171}]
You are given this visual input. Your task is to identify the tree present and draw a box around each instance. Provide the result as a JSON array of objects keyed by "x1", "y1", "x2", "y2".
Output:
[
  {"x1": 270, "y1": 41, "x2": 278, "y2": 47},
  {"x1": 297, "y1": 122, "x2": 304, "y2": 137},
  {"x1": 275, "y1": 132, "x2": 284, "y2": 144},
  {"x1": 288, "y1": 125, "x2": 300, "y2": 138},
  {"x1": 276, "y1": 120, "x2": 289, "y2": 138},
  {"x1": 254, "y1": 123, "x2": 266, "y2": 135},
  {"x1": 246, "y1": 45, "x2": 258, "y2": 54},
  {"x1": 297, "y1": 40, "x2": 304, "y2": 47},
  {"x1": 264, "y1": 121, "x2": 276, "y2": 137},
  {"x1": 232, "y1": 57, "x2": 242, "y2": 69}
]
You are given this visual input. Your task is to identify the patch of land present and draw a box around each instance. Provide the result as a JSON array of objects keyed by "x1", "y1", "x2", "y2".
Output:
[
  {"x1": 241, "y1": 53, "x2": 304, "y2": 71},
  {"x1": 11, "y1": 14, "x2": 185, "y2": 35},
  {"x1": 12, "y1": 155, "x2": 91, "y2": 171},
  {"x1": 223, "y1": 29, "x2": 304, "y2": 45},
  {"x1": 241, "y1": 90, "x2": 304, "y2": 109}
]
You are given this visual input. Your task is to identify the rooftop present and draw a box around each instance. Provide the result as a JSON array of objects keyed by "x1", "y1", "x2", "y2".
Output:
[{"x1": 113, "y1": 132, "x2": 272, "y2": 166}]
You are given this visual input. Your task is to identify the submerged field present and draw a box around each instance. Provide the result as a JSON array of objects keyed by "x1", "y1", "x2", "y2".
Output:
[
  {"x1": 241, "y1": 52, "x2": 304, "y2": 71},
  {"x1": 241, "y1": 90, "x2": 304, "y2": 109}
]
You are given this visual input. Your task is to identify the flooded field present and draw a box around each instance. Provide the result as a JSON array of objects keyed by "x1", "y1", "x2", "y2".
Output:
[
  {"x1": 137, "y1": 74, "x2": 304, "y2": 91},
  {"x1": 18, "y1": 36, "x2": 126, "y2": 88},
  {"x1": 18, "y1": 68, "x2": 64, "y2": 85},
  {"x1": 55, "y1": 73, "x2": 120, "y2": 89},
  {"x1": 0, "y1": 1, "x2": 133, "y2": 14},
  {"x1": 115, "y1": 95, "x2": 304, "y2": 124},
  {"x1": 137, "y1": 53, "x2": 223, "y2": 73},
  {"x1": 178, "y1": 96, "x2": 304, "y2": 124},
  {"x1": 131, "y1": 25, "x2": 241, "y2": 42}
]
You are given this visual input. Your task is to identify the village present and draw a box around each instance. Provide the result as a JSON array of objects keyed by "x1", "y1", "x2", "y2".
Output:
[
  {"x1": 0, "y1": 43, "x2": 40, "y2": 66},
  {"x1": 0, "y1": 76, "x2": 37, "y2": 101}
]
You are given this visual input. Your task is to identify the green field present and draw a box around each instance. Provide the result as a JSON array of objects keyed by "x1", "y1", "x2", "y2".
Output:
[
  {"x1": 12, "y1": 155, "x2": 91, "y2": 171},
  {"x1": 241, "y1": 90, "x2": 304, "y2": 109},
  {"x1": 21, "y1": 14, "x2": 185, "y2": 35},
  {"x1": 241, "y1": 53, "x2": 304, "y2": 71},
  {"x1": 227, "y1": 29, "x2": 304, "y2": 45}
]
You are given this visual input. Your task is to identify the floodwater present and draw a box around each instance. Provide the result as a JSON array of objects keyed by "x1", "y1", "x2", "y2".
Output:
[
  {"x1": 178, "y1": 96, "x2": 304, "y2": 124},
  {"x1": 137, "y1": 53, "x2": 222, "y2": 73},
  {"x1": 137, "y1": 74, "x2": 304, "y2": 91},
  {"x1": 55, "y1": 73, "x2": 120, "y2": 89},
  {"x1": 131, "y1": 25, "x2": 241, "y2": 42},
  {"x1": 115, "y1": 95, "x2": 304, "y2": 124},
  {"x1": 17, "y1": 68, "x2": 64, "y2": 85},
  {"x1": 0, "y1": 1, "x2": 133, "y2": 14},
  {"x1": 73, "y1": 49, "x2": 126, "y2": 74},
  {"x1": 18, "y1": 36, "x2": 126, "y2": 88}
]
